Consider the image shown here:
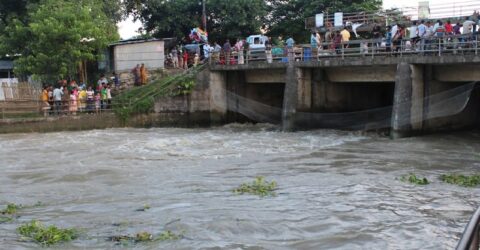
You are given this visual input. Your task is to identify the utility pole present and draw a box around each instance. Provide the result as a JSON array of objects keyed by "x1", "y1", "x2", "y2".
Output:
[{"x1": 202, "y1": 0, "x2": 207, "y2": 34}]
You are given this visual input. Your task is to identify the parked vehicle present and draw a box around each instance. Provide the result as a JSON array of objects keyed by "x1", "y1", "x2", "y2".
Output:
[{"x1": 246, "y1": 35, "x2": 268, "y2": 58}]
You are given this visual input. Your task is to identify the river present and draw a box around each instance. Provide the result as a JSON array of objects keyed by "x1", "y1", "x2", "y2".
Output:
[{"x1": 0, "y1": 124, "x2": 479, "y2": 249}]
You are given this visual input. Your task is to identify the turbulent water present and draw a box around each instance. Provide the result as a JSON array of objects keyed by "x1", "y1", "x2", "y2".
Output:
[{"x1": 0, "y1": 124, "x2": 479, "y2": 249}]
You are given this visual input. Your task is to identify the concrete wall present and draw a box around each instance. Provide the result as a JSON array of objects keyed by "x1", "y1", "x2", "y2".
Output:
[{"x1": 114, "y1": 41, "x2": 165, "y2": 72}]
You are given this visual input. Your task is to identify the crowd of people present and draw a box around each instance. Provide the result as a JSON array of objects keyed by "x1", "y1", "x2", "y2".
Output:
[
  {"x1": 313, "y1": 13, "x2": 480, "y2": 55},
  {"x1": 164, "y1": 11, "x2": 480, "y2": 66},
  {"x1": 41, "y1": 74, "x2": 119, "y2": 117}
]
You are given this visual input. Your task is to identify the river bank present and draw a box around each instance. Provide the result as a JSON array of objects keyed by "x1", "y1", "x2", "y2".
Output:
[{"x1": 0, "y1": 112, "x2": 213, "y2": 134}]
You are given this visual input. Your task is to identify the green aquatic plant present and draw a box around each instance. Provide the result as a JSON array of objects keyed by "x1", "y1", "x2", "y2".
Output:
[
  {"x1": 1, "y1": 203, "x2": 20, "y2": 215},
  {"x1": 17, "y1": 220, "x2": 78, "y2": 246},
  {"x1": 135, "y1": 231, "x2": 153, "y2": 242},
  {"x1": 109, "y1": 230, "x2": 182, "y2": 244},
  {"x1": 0, "y1": 216, "x2": 13, "y2": 223},
  {"x1": 233, "y1": 176, "x2": 278, "y2": 197},
  {"x1": 440, "y1": 174, "x2": 480, "y2": 187},
  {"x1": 400, "y1": 173, "x2": 430, "y2": 185},
  {"x1": 156, "y1": 230, "x2": 182, "y2": 241}
]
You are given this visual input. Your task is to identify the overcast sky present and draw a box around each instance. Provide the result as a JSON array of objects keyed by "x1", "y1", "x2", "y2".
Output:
[{"x1": 117, "y1": 0, "x2": 480, "y2": 39}]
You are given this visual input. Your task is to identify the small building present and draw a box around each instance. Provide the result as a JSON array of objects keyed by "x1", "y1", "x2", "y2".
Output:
[
  {"x1": 0, "y1": 60, "x2": 14, "y2": 79},
  {"x1": 107, "y1": 38, "x2": 171, "y2": 73}
]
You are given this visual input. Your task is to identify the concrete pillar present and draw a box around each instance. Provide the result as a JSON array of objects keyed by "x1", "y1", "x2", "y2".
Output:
[
  {"x1": 391, "y1": 62, "x2": 413, "y2": 139},
  {"x1": 410, "y1": 65, "x2": 424, "y2": 130},
  {"x1": 226, "y1": 71, "x2": 246, "y2": 122},
  {"x1": 209, "y1": 71, "x2": 227, "y2": 125},
  {"x1": 297, "y1": 68, "x2": 312, "y2": 111},
  {"x1": 282, "y1": 64, "x2": 298, "y2": 131},
  {"x1": 312, "y1": 69, "x2": 327, "y2": 110}
]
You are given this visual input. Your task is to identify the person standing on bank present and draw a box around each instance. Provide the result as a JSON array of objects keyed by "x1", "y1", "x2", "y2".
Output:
[
  {"x1": 140, "y1": 63, "x2": 148, "y2": 85},
  {"x1": 132, "y1": 64, "x2": 141, "y2": 86}
]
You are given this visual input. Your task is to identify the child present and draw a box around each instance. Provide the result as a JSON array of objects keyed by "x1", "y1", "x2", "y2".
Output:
[
  {"x1": 95, "y1": 92, "x2": 101, "y2": 114},
  {"x1": 69, "y1": 90, "x2": 78, "y2": 115}
]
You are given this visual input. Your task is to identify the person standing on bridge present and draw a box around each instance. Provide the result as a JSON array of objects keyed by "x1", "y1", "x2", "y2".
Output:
[
  {"x1": 223, "y1": 39, "x2": 231, "y2": 65},
  {"x1": 409, "y1": 21, "x2": 419, "y2": 50},
  {"x1": 285, "y1": 36, "x2": 295, "y2": 61},
  {"x1": 340, "y1": 26, "x2": 351, "y2": 49}
]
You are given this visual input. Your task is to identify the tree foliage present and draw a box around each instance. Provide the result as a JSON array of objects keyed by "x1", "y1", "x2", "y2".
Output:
[
  {"x1": 266, "y1": 0, "x2": 382, "y2": 41},
  {"x1": 126, "y1": 0, "x2": 381, "y2": 42},
  {"x1": 126, "y1": 0, "x2": 268, "y2": 42},
  {"x1": 0, "y1": 0, "x2": 119, "y2": 82}
]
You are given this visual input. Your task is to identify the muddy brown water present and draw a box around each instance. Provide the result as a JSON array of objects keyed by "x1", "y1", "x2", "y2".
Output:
[{"x1": 0, "y1": 124, "x2": 479, "y2": 249}]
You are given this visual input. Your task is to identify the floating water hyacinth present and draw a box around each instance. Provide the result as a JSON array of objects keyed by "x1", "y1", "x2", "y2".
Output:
[
  {"x1": 233, "y1": 176, "x2": 278, "y2": 197},
  {"x1": 400, "y1": 173, "x2": 430, "y2": 185},
  {"x1": 108, "y1": 230, "x2": 182, "y2": 244},
  {"x1": 17, "y1": 220, "x2": 78, "y2": 246},
  {"x1": 440, "y1": 174, "x2": 480, "y2": 187}
]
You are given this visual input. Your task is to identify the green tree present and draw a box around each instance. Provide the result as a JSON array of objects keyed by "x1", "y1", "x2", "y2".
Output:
[
  {"x1": 266, "y1": 0, "x2": 382, "y2": 42},
  {"x1": 126, "y1": 0, "x2": 267, "y2": 42},
  {"x1": 0, "y1": 0, "x2": 119, "y2": 82}
]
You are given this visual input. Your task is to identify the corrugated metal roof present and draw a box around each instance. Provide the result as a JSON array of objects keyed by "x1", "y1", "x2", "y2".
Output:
[
  {"x1": 109, "y1": 38, "x2": 174, "y2": 47},
  {"x1": 0, "y1": 60, "x2": 13, "y2": 70}
]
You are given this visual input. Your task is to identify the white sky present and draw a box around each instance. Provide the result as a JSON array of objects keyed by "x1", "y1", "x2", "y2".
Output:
[
  {"x1": 117, "y1": 15, "x2": 142, "y2": 40},
  {"x1": 117, "y1": 0, "x2": 480, "y2": 39}
]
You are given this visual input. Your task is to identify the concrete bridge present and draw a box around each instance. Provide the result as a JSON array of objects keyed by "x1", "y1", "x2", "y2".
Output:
[{"x1": 203, "y1": 51, "x2": 480, "y2": 138}]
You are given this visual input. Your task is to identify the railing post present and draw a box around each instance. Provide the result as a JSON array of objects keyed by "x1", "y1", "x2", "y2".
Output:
[
  {"x1": 400, "y1": 40, "x2": 403, "y2": 57},
  {"x1": 372, "y1": 41, "x2": 375, "y2": 59},
  {"x1": 438, "y1": 38, "x2": 441, "y2": 57},
  {"x1": 476, "y1": 34, "x2": 478, "y2": 56}
]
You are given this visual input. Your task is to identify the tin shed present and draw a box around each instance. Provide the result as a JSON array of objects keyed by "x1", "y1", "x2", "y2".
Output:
[{"x1": 110, "y1": 39, "x2": 165, "y2": 73}]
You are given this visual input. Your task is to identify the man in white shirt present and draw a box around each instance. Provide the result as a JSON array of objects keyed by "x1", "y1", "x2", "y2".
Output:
[
  {"x1": 409, "y1": 21, "x2": 419, "y2": 49},
  {"x1": 52, "y1": 86, "x2": 63, "y2": 115},
  {"x1": 463, "y1": 18, "x2": 476, "y2": 34}
]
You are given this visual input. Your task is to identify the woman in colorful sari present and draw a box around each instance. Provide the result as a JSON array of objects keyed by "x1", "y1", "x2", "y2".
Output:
[{"x1": 140, "y1": 63, "x2": 148, "y2": 85}]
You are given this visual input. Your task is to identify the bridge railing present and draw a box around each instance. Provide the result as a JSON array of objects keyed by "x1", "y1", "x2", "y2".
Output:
[{"x1": 209, "y1": 33, "x2": 479, "y2": 66}]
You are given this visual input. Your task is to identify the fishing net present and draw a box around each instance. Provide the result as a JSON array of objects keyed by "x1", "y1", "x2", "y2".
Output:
[{"x1": 226, "y1": 81, "x2": 478, "y2": 130}]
